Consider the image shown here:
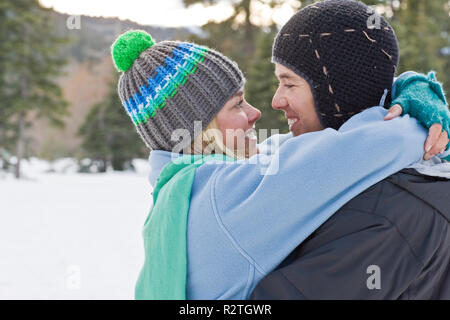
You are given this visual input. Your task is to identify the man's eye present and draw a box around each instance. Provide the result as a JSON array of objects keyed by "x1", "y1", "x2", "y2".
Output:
[{"x1": 284, "y1": 84, "x2": 294, "y2": 89}]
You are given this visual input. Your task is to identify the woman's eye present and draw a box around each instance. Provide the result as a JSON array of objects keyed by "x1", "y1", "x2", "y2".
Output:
[{"x1": 236, "y1": 100, "x2": 244, "y2": 108}]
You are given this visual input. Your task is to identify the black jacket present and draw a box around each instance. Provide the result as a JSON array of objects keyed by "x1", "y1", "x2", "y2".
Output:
[{"x1": 249, "y1": 169, "x2": 450, "y2": 300}]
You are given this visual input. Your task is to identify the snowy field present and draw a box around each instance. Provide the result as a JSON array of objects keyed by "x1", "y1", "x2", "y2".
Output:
[{"x1": 0, "y1": 158, "x2": 152, "y2": 299}]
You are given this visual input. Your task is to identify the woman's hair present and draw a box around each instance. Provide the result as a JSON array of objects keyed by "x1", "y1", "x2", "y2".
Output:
[{"x1": 189, "y1": 118, "x2": 247, "y2": 160}]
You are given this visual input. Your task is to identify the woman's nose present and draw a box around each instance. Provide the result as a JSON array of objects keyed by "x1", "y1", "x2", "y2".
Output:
[{"x1": 247, "y1": 104, "x2": 261, "y2": 124}]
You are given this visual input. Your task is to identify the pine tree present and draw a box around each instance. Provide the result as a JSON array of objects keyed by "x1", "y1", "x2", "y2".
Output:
[
  {"x1": 0, "y1": 1, "x2": 18, "y2": 170},
  {"x1": 360, "y1": 0, "x2": 450, "y2": 95},
  {"x1": 391, "y1": 0, "x2": 447, "y2": 76},
  {"x1": 78, "y1": 75, "x2": 147, "y2": 172},
  {"x1": 0, "y1": 0, "x2": 69, "y2": 178},
  {"x1": 182, "y1": 0, "x2": 311, "y2": 73}
]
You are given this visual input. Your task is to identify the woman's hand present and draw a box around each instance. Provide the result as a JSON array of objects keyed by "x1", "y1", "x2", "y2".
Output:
[{"x1": 385, "y1": 104, "x2": 449, "y2": 160}]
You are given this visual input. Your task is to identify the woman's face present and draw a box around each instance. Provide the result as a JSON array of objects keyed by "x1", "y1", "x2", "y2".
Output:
[{"x1": 215, "y1": 89, "x2": 261, "y2": 157}]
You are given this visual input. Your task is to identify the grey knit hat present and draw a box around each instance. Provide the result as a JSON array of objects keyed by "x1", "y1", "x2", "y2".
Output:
[{"x1": 111, "y1": 30, "x2": 245, "y2": 151}]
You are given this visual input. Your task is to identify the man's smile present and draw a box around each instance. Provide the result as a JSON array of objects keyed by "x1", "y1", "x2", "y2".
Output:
[{"x1": 287, "y1": 118, "x2": 300, "y2": 131}]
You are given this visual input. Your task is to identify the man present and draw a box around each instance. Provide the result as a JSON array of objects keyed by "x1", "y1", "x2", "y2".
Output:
[{"x1": 250, "y1": 0, "x2": 450, "y2": 299}]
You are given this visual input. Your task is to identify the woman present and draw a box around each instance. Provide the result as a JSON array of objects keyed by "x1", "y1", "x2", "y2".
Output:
[{"x1": 111, "y1": 30, "x2": 449, "y2": 300}]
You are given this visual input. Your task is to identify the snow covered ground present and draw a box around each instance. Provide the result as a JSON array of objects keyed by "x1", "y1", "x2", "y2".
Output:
[{"x1": 0, "y1": 158, "x2": 152, "y2": 299}]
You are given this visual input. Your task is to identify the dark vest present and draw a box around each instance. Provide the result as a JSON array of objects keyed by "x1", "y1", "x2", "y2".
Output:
[{"x1": 249, "y1": 169, "x2": 450, "y2": 300}]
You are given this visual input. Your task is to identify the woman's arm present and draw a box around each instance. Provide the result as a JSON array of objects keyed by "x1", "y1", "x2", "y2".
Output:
[
  {"x1": 385, "y1": 71, "x2": 450, "y2": 160},
  {"x1": 207, "y1": 107, "x2": 427, "y2": 274}
]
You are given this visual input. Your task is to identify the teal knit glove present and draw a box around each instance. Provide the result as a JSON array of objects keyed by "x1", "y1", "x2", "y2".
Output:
[{"x1": 392, "y1": 71, "x2": 450, "y2": 161}]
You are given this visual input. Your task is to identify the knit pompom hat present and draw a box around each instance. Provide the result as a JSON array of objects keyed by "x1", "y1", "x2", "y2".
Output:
[
  {"x1": 272, "y1": 0, "x2": 399, "y2": 130},
  {"x1": 112, "y1": 30, "x2": 245, "y2": 151}
]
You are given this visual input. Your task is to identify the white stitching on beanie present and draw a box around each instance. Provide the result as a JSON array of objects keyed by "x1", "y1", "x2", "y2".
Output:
[
  {"x1": 363, "y1": 30, "x2": 377, "y2": 43},
  {"x1": 294, "y1": 27, "x2": 396, "y2": 117}
]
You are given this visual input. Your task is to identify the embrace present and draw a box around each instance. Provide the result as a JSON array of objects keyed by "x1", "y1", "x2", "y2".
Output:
[{"x1": 111, "y1": 0, "x2": 450, "y2": 300}]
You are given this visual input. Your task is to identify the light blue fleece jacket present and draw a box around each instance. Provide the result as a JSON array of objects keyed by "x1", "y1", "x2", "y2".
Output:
[{"x1": 147, "y1": 107, "x2": 448, "y2": 300}]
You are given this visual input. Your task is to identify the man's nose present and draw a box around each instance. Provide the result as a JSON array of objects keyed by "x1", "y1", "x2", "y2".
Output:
[{"x1": 272, "y1": 89, "x2": 287, "y2": 110}]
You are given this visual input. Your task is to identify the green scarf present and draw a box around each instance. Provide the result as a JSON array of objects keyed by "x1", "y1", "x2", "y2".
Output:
[{"x1": 135, "y1": 154, "x2": 233, "y2": 300}]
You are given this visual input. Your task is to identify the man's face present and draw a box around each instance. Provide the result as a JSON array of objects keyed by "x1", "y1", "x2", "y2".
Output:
[{"x1": 272, "y1": 63, "x2": 323, "y2": 137}]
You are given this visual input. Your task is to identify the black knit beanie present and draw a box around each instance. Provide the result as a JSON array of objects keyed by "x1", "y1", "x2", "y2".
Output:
[{"x1": 272, "y1": 0, "x2": 399, "y2": 130}]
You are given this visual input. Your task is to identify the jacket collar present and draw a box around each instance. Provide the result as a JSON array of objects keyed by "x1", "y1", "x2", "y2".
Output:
[{"x1": 148, "y1": 150, "x2": 182, "y2": 188}]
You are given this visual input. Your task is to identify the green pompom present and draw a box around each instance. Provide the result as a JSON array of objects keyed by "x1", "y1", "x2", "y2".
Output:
[{"x1": 111, "y1": 30, "x2": 155, "y2": 72}]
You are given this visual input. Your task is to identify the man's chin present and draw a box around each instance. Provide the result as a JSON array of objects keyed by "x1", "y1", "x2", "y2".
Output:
[
  {"x1": 291, "y1": 126, "x2": 322, "y2": 137},
  {"x1": 290, "y1": 128, "x2": 303, "y2": 137},
  {"x1": 289, "y1": 120, "x2": 305, "y2": 137}
]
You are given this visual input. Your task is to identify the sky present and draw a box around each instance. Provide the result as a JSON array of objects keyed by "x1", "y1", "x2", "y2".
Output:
[{"x1": 39, "y1": 0, "x2": 298, "y2": 28}]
